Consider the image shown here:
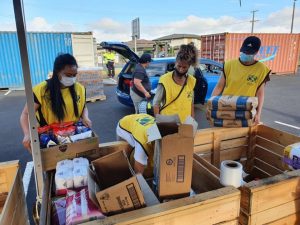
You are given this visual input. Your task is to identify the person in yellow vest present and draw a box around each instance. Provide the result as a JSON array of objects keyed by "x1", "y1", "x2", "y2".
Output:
[
  {"x1": 20, "y1": 53, "x2": 92, "y2": 152},
  {"x1": 153, "y1": 44, "x2": 197, "y2": 122},
  {"x1": 211, "y1": 36, "x2": 271, "y2": 125},
  {"x1": 116, "y1": 114, "x2": 155, "y2": 178},
  {"x1": 103, "y1": 50, "x2": 116, "y2": 78}
]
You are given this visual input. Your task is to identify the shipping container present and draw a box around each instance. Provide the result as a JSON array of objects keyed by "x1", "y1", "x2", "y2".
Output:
[
  {"x1": 201, "y1": 33, "x2": 300, "y2": 75},
  {"x1": 0, "y1": 31, "x2": 96, "y2": 88}
]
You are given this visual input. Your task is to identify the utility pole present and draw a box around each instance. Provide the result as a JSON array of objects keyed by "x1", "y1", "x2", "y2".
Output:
[
  {"x1": 291, "y1": 0, "x2": 297, "y2": 33},
  {"x1": 250, "y1": 10, "x2": 259, "y2": 33}
]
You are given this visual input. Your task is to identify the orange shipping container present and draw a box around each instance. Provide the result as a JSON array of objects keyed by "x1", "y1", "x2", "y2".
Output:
[{"x1": 201, "y1": 33, "x2": 300, "y2": 75}]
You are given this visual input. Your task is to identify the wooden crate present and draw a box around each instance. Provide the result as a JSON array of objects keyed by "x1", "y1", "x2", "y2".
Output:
[
  {"x1": 193, "y1": 124, "x2": 300, "y2": 225},
  {"x1": 39, "y1": 142, "x2": 241, "y2": 225},
  {"x1": 0, "y1": 160, "x2": 29, "y2": 225}
]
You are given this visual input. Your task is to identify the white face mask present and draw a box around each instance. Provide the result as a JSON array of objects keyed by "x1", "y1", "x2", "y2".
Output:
[{"x1": 60, "y1": 74, "x2": 76, "y2": 87}]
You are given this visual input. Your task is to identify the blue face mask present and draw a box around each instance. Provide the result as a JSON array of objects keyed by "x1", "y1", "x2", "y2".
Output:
[{"x1": 240, "y1": 52, "x2": 255, "y2": 63}]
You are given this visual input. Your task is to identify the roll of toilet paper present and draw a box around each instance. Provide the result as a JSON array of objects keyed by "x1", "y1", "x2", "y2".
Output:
[
  {"x1": 56, "y1": 159, "x2": 73, "y2": 172},
  {"x1": 73, "y1": 157, "x2": 89, "y2": 168},
  {"x1": 220, "y1": 160, "x2": 243, "y2": 188},
  {"x1": 55, "y1": 169, "x2": 74, "y2": 191},
  {"x1": 73, "y1": 166, "x2": 88, "y2": 188}
]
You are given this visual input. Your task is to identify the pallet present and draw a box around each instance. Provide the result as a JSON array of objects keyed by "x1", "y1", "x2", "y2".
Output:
[
  {"x1": 40, "y1": 142, "x2": 241, "y2": 225},
  {"x1": 193, "y1": 124, "x2": 300, "y2": 225},
  {"x1": 86, "y1": 95, "x2": 107, "y2": 103},
  {"x1": 0, "y1": 160, "x2": 29, "y2": 225}
]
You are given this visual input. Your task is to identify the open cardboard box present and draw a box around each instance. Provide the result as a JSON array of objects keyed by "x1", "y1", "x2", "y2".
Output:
[
  {"x1": 89, "y1": 150, "x2": 159, "y2": 215},
  {"x1": 40, "y1": 132, "x2": 99, "y2": 171},
  {"x1": 149, "y1": 115, "x2": 198, "y2": 199}
]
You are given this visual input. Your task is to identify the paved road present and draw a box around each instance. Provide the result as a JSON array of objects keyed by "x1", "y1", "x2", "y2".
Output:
[{"x1": 0, "y1": 72, "x2": 299, "y2": 224}]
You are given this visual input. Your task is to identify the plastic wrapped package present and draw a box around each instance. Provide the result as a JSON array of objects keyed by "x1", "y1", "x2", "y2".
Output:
[
  {"x1": 66, "y1": 188, "x2": 105, "y2": 225},
  {"x1": 52, "y1": 197, "x2": 67, "y2": 225}
]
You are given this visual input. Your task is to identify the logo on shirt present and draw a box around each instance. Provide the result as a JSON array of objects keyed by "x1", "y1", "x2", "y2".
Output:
[
  {"x1": 187, "y1": 91, "x2": 193, "y2": 99},
  {"x1": 136, "y1": 117, "x2": 155, "y2": 126},
  {"x1": 247, "y1": 75, "x2": 258, "y2": 84}
]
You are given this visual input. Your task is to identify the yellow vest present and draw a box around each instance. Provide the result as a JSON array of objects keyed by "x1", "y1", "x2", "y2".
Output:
[
  {"x1": 119, "y1": 114, "x2": 155, "y2": 177},
  {"x1": 33, "y1": 81, "x2": 86, "y2": 125},
  {"x1": 159, "y1": 72, "x2": 196, "y2": 122},
  {"x1": 223, "y1": 59, "x2": 270, "y2": 97},
  {"x1": 103, "y1": 52, "x2": 115, "y2": 64}
]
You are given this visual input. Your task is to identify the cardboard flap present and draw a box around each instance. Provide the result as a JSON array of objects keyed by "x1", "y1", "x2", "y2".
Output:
[
  {"x1": 155, "y1": 114, "x2": 180, "y2": 123},
  {"x1": 183, "y1": 116, "x2": 198, "y2": 137},
  {"x1": 88, "y1": 167, "x2": 100, "y2": 207},
  {"x1": 136, "y1": 174, "x2": 160, "y2": 206},
  {"x1": 92, "y1": 151, "x2": 133, "y2": 189},
  {"x1": 178, "y1": 124, "x2": 194, "y2": 138},
  {"x1": 146, "y1": 124, "x2": 162, "y2": 143}
]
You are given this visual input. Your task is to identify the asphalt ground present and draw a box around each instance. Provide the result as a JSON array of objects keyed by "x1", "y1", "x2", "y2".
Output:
[{"x1": 0, "y1": 71, "x2": 299, "y2": 224}]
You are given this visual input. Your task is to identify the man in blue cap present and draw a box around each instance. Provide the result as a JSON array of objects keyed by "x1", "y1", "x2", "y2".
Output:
[{"x1": 212, "y1": 36, "x2": 271, "y2": 125}]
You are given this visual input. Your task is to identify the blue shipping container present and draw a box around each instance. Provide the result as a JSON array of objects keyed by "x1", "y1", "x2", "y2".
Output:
[{"x1": 0, "y1": 32, "x2": 73, "y2": 88}]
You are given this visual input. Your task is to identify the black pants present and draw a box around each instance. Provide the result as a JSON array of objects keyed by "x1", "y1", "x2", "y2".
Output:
[{"x1": 106, "y1": 61, "x2": 115, "y2": 78}]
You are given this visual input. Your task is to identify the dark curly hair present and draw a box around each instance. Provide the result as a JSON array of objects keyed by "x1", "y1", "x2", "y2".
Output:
[{"x1": 176, "y1": 43, "x2": 198, "y2": 67}]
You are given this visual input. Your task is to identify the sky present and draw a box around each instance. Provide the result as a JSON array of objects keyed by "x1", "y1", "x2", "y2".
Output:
[{"x1": 0, "y1": 0, "x2": 299, "y2": 42}]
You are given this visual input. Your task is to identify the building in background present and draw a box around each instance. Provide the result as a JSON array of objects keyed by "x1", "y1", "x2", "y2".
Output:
[
  {"x1": 201, "y1": 33, "x2": 300, "y2": 75},
  {"x1": 125, "y1": 39, "x2": 155, "y2": 56},
  {"x1": 0, "y1": 31, "x2": 97, "y2": 88},
  {"x1": 153, "y1": 34, "x2": 201, "y2": 57}
]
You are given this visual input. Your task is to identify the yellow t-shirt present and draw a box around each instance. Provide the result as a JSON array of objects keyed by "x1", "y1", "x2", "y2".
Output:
[
  {"x1": 159, "y1": 72, "x2": 196, "y2": 122},
  {"x1": 119, "y1": 114, "x2": 155, "y2": 176},
  {"x1": 222, "y1": 59, "x2": 270, "y2": 97},
  {"x1": 33, "y1": 81, "x2": 86, "y2": 125}
]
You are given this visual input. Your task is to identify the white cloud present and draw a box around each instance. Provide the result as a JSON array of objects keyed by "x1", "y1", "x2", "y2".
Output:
[{"x1": 0, "y1": 7, "x2": 299, "y2": 42}]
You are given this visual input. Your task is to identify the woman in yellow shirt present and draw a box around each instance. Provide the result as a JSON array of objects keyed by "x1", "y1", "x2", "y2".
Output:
[
  {"x1": 20, "y1": 53, "x2": 91, "y2": 152},
  {"x1": 153, "y1": 44, "x2": 197, "y2": 123}
]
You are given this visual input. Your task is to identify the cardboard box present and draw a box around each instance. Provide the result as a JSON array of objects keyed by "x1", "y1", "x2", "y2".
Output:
[
  {"x1": 41, "y1": 132, "x2": 99, "y2": 171},
  {"x1": 89, "y1": 150, "x2": 159, "y2": 215},
  {"x1": 150, "y1": 115, "x2": 197, "y2": 199}
]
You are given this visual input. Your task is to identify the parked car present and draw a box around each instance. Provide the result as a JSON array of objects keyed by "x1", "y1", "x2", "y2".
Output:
[{"x1": 100, "y1": 42, "x2": 223, "y2": 107}]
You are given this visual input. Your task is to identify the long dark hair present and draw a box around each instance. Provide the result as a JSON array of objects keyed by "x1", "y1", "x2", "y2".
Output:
[
  {"x1": 46, "y1": 53, "x2": 79, "y2": 122},
  {"x1": 176, "y1": 44, "x2": 198, "y2": 67}
]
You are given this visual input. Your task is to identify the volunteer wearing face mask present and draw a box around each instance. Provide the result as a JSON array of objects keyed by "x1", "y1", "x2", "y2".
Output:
[
  {"x1": 20, "y1": 53, "x2": 91, "y2": 152},
  {"x1": 153, "y1": 44, "x2": 197, "y2": 122},
  {"x1": 211, "y1": 36, "x2": 271, "y2": 125}
]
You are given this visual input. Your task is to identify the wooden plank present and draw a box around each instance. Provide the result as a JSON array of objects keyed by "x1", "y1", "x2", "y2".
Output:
[
  {"x1": 193, "y1": 143, "x2": 212, "y2": 154},
  {"x1": 254, "y1": 158, "x2": 283, "y2": 176},
  {"x1": 248, "y1": 174, "x2": 300, "y2": 215},
  {"x1": 86, "y1": 187, "x2": 240, "y2": 225},
  {"x1": 192, "y1": 159, "x2": 223, "y2": 193},
  {"x1": 196, "y1": 147, "x2": 247, "y2": 168},
  {"x1": 194, "y1": 132, "x2": 213, "y2": 146},
  {"x1": 248, "y1": 198, "x2": 300, "y2": 225},
  {"x1": 256, "y1": 136, "x2": 285, "y2": 156},
  {"x1": 221, "y1": 137, "x2": 248, "y2": 150},
  {"x1": 245, "y1": 126, "x2": 257, "y2": 173},
  {"x1": 251, "y1": 166, "x2": 271, "y2": 179},
  {"x1": 240, "y1": 170, "x2": 300, "y2": 214},
  {"x1": 266, "y1": 213, "x2": 300, "y2": 225},
  {"x1": 193, "y1": 153, "x2": 220, "y2": 177},
  {"x1": 194, "y1": 127, "x2": 250, "y2": 146},
  {"x1": 257, "y1": 124, "x2": 300, "y2": 147},
  {"x1": 217, "y1": 220, "x2": 239, "y2": 225},
  {"x1": 255, "y1": 146, "x2": 285, "y2": 171},
  {"x1": 212, "y1": 132, "x2": 221, "y2": 167}
]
